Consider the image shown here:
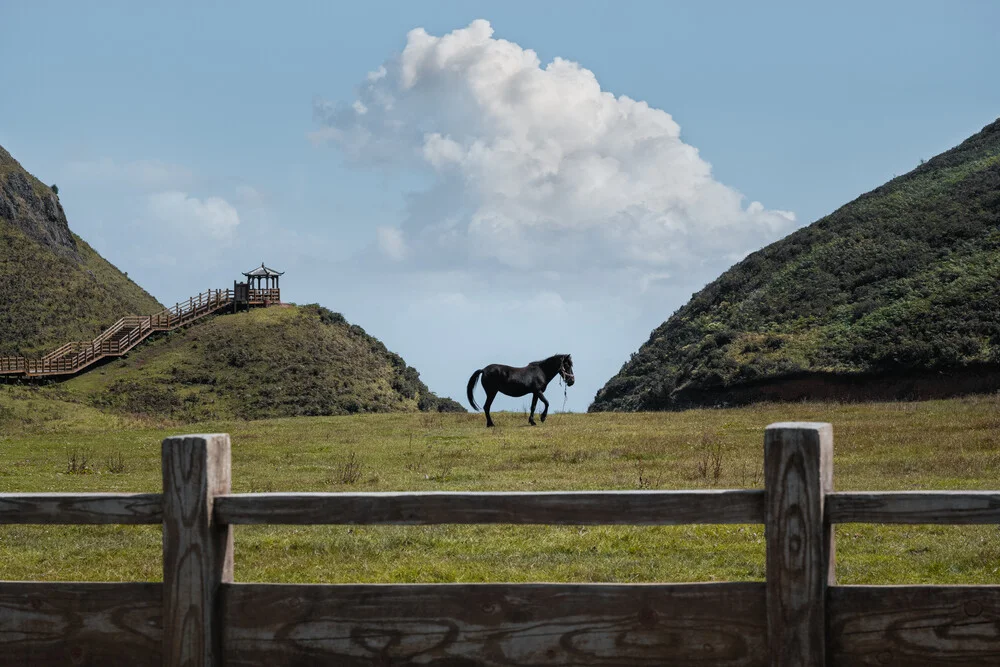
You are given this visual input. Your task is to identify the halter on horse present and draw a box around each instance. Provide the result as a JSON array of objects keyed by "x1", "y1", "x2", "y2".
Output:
[{"x1": 467, "y1": 354, "x2": 575, "y2": 427}]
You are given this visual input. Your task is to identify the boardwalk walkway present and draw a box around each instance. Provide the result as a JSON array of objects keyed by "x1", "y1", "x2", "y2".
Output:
[{"x1": 0, "y1": 287, "x2": 279, "y2": 378}]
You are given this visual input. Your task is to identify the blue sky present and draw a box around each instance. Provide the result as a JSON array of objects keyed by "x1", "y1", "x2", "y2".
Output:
[{"x1": 2, "y1": 1, "x2": 998, "y2": 411}]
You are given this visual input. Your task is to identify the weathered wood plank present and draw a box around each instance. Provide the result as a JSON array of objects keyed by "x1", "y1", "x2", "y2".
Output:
[
  {"x1": 765, "y1": 422, "x2": 834, "y2": 667},
  {"x1": 0, "y1": 493, "x2": 162, "y2": 524},
  {"x1": 162, "y1": 434, "x2": 233, "y2": 667},
  {"x1": 829, "y1": 585, "x2": 1000, "y2": 666},
  {"x1": 827, "y1": 492, "x2": 1000, "y2": 524},
  {"x1": 0, "y1": 581, "x2": 161, "y2": 667},
  {"x1": 214, "y1": 490, "x2": 766, "y2": 526},
  {"x1": 222, "y1": 582, "x2": 768, "y2": 666}
]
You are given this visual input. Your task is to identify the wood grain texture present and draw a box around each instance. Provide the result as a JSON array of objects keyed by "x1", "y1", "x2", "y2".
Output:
[
  {"x1": 0, "y1": 492, "x2": 162, "y2": 524},
  {"x1": 829, "y1": 585, "x2": 1000, "y2": 666},
  {"x1": 161, "y1": 434, "x2": 233, "y2": 667},
  {"x1": 214, "y1": 490, "x2": 766, "y2": 526},
  {"x1": 0, "y1": 581, "x2": 161, "y2": 667},
  {"x1": 765, "y1": 422, "x2": 834, "y2": 667},
  {"x1": 827, "y1": 492, "x2": 1000, "y2": 524},
  {"x1": 222, "y1": 582, "x2": 768, "y2": 667}
]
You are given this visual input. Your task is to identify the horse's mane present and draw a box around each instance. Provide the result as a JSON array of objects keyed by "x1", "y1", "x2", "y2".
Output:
[{"x1": 531, "y1": 354, "x2": 569, "y2": 367}]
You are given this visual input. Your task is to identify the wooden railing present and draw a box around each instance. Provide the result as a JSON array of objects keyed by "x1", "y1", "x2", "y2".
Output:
[
  {"x1": 248, "y1": 288, "x2": 280, "y2": 304},
  {"x1": 1, "y1": 423, "x2": 998, "y2": 666},
  {"x1": 149, "y1": 289, "x2": 234, "y2": 330},
  {"x1": 0, "y1": 357, "x2": 25, "y2": 374},
  {"x1": 0, "y1": 287, "x2": 279, "y2": 379}
]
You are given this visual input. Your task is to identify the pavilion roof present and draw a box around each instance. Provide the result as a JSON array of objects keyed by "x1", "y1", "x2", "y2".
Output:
[{"x1": 243, "y1": 263, "x2": 284, "y2": 277}]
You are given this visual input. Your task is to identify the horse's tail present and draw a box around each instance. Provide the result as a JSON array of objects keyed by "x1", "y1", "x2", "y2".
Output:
[{"x1": 466, "y1": 369, "x2": 483, "y2": 411}]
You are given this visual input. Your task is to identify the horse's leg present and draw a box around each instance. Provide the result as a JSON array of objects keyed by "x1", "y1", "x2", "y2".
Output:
[
  {"x1": 528, "y1": 394, "x2": 538, "y2": 426},
  {"x1": 537, "y1": 392, "x2": 550, "y2": 422},
  {"x1": 484, "y1": 390, "x2": 497, "y2": 427}
]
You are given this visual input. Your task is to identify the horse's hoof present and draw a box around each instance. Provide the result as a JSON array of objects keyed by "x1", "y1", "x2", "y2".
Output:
[
  {"x1": 487, "y1": 422, "x2": 495, "y2": 428},
  {"x1": 540, "y1": 415, "x2": 547, "y2": 422},
  {"x1": 529, "y1": 421, "x2": 537, "y2": 426}
]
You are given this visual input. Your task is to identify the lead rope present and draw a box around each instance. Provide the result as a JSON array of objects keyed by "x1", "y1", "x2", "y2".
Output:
[{"x1": 559, "y1": 373, "x2": 568, "y2": 413}]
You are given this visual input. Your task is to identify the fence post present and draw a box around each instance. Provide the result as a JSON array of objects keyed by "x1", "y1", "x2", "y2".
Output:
[
  {"x1": 161, "y1": 434, "x2": 233, "y2": 667},
  {"x1": 764, "y1": 422, "x2": 834, "y2": 667}
]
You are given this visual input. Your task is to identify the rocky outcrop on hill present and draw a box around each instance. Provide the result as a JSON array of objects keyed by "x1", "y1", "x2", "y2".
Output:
[
  {"x1": 0, "y1": 145, "x2": 162, "y2": 356},
  {"x1": 0, "y1": 150, "x2": 77, "y2": 255}
]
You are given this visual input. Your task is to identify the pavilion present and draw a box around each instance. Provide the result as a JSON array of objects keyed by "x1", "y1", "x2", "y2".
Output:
[
  {"x1": 243, "y1": 262, "x2": 284, "y2": 291},
  {"x1": 234, "y1": 263, "x2": 283, "y2": 309}
]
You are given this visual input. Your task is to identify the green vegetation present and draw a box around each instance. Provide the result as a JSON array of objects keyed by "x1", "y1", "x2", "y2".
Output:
[
  {"x1": 593, "y1": 118, "x2": 1000, "y2": 411},
  {"x1": 56, "y1": 304, "x2": 463, "y2": 420},
  {"x1": 2, "y1": 392, "x2": 1000, "y2": 584},
  {"x1": 0, "y1": 226, "x2": 164, "y2": 356},
  {"x1": 0, "y1": 145, "x2": 162, "y2": 356}
]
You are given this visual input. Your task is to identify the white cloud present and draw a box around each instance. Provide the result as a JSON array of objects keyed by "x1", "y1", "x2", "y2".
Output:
[
  {"x1": 376, "y1": 226, "x2": 407, "y2": 260},
  {"x1": 146, "y1": 191, "x2": 240, "y2": 241},
  {"x1": 313, "y1": 19, "x2": 796, "y2": 282}
]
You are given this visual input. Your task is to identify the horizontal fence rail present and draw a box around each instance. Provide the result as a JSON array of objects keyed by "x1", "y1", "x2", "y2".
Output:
[
  {"x1": 2, "y1": 423, "x2": 1000, "y2": 666},
  {"x1": 0, "y1": 493, "x2": 163, "y2": 524},
  {"x1": 215, "y1": 489, "x2": 767, "y2": 525},
  {"x1": 13, "y1": 489, "x2": 1000, "y2": 527},
  {"x1": 827, "y1": 490, "x2": 1000, "y2": 524},
  {"x1": 0, "y1": 582, "x2": 163, "y2": 666},
  {"x1": 221, "y1": 582, "x2": 770, "y2": 666}
]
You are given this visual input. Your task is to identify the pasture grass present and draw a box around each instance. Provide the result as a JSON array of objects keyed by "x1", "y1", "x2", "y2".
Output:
[{"x1": 3, "y1": 389, "x2": 1000, "y2": 584}]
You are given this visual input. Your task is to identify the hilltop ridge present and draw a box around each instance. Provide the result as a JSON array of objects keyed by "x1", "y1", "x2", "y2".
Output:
[
  {"x1": 592, "y1": 118, "x2": 1000, "y2": 411},
  {"x1": 60, "y1": 305, "x2": 464, "y2": 420}
]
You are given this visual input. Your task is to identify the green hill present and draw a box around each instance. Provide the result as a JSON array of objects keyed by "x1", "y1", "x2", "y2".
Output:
[
  {"x1": 592, "y1": 117, "x2": 1000, "y2": 411},
  {"x1": 1, "y1": 144, "x2": 462, "y2": 419},
  {"x1": 0, "y1": 145, "x2": 162, "y2": 356},
  {"x1": 58, "y1": 304, "x2": 464, "y2": 421}
]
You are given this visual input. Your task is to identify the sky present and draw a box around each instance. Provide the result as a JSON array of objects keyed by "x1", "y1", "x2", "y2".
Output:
[{"x1": 2, "y1": 1, "x2": 999, "y2": 412}]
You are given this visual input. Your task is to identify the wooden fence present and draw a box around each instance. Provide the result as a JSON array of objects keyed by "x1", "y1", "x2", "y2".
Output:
[{"x1": 1, "y1": 423, "x2": 999, "y2": 666}]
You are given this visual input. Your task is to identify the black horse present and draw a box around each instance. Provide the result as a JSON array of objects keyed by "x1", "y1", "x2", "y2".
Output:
[{"x1": 467, "y1": 354, "x2": 575, "y2": 427}]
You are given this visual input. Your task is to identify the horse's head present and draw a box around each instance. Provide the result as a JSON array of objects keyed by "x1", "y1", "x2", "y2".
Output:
[{"x1": 559, "y1": 354, "x2": 575, "y2": 386}]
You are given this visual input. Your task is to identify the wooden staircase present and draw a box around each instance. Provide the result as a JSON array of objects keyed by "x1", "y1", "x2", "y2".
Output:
[{"x1": 0, "y1": 288, "x2": 280, "y2": 378}]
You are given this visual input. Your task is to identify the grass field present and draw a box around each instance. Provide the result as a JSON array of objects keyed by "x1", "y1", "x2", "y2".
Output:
[{"x1": 2, "y1": 387, "x2": 1000, "y2": 584}]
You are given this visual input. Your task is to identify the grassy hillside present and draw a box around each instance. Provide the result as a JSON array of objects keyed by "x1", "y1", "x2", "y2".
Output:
[
  {"x1": 593, "y1": 117, "x2": 1000, "y2": 411},
  {"x1": 1, "y1": 144, "x2": 458, "y2": 418},
  {"x1": 2, "y1": 396, "x2": 1000, "y2": 583},
  {"x1": 0, "y1": 145, "x2": 162, "y2": 356},
  {"x1": 57, "y1": 304, "x2": 463, "y2": 420}
]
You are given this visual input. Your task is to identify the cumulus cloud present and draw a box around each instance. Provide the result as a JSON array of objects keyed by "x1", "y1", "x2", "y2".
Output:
[
  {"x1": 313, "y1": 19, "x2": 795, "y2": 281},
  {"x1": 377, "y1": 226, "x2": 407, "y2": 260},
  {"x1": 146, "y1": 191, "x2": 240, "y2": 241}
]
